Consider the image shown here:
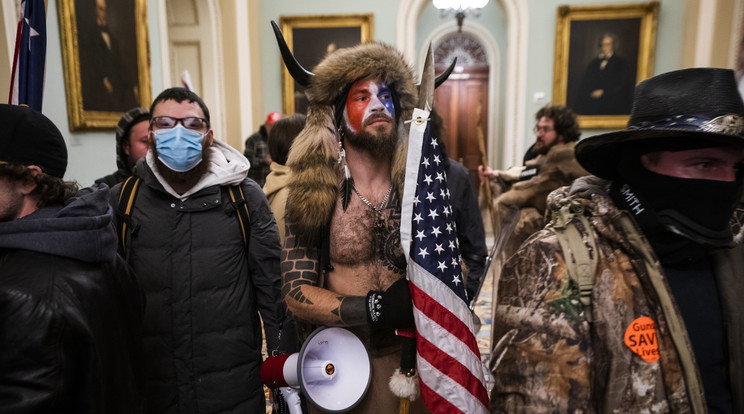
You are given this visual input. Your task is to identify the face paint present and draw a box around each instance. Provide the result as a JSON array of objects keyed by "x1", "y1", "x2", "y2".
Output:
[{"x1": 343, "y1": 79, "x2": 395, "y2": 133}]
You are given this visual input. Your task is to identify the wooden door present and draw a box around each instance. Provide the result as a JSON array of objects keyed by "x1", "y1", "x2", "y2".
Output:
[{"x1": 434, "y1": 65, "x2": 489, "y2": 193}]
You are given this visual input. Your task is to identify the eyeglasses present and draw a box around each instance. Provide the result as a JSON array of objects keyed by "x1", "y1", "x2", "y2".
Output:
[
  {"x1": 151, "y1": 116, "x2": 209, "y2": 131},
  {"x1": 533, "y1": 125, "x2": 554, "y2": 134}
]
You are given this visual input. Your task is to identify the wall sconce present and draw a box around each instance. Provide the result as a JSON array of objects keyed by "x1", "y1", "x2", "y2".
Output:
[{"x1": 433, "y1": 0, "x2": 488, "y2": 32}]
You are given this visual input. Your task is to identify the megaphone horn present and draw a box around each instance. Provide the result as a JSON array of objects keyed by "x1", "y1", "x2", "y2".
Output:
[{"x1": 261, "y1": 327, "x2": 372, "y2": 413}]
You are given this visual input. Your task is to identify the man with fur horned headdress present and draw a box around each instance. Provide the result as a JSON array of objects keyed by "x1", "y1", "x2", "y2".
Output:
[{"x1": 275, "y1": 29, "x2": 431, "y2": 413}]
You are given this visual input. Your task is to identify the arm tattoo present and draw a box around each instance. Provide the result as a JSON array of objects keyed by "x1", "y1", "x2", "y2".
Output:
[
  {"x1": 281, "y1": 227, "x2": 319, "y2": 319},
  {"x1": 282, "y1": 222, "x2": 369, "y2": 326}
]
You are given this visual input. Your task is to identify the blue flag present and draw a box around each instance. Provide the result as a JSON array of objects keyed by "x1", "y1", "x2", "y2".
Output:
[{"x1": 9, "y1": 0, "x2": 46, "y2": 111}]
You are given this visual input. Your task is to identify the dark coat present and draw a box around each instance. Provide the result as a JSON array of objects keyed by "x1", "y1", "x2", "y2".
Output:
[
  {"x1": 445, "y1": 158, "x2": 487, "y2": 301},
  {"x1": 0, "y1": 185, "x2": 144, "y2": 413},
  {"x1": 112, "y1": 157, "x2": 284, "y2": 413}
]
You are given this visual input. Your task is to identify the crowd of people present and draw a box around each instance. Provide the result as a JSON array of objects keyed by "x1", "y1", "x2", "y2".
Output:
[{"x1": 1, "y1": 32, "x2": 743, "y2": 414}]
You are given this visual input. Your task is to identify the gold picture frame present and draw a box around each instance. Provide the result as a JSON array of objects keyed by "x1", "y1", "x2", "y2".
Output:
[
  {"x1": 552, "y1": 2, "x2": 659, "y2": 129},
  {"x1": 57, "y1": 0, "x2": 151, "y2": 130},
  {"x1": 279, "y1": 14, "x2": 374, "y2": 115}
]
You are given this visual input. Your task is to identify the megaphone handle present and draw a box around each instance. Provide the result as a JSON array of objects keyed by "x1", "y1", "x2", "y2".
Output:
[{"x1": 280, "y1": 387, "x2": 303, "y2": 414}]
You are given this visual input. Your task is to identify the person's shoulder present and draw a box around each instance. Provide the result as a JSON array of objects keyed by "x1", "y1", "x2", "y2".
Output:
[
  {"x1": 447, "y1": 158, "x2": 468, "y2": 173},
  {"x1": 237, "y1": 177, "x2": 263, "y2": 194},
  {"x1": 245, "y1": 131, "x2": 262, "y2": 143},
  {"x1": 545, "y1": 142, "x2": 577, "y2": 158},
  {"x1": 234, "y1": 178, "x2": 272, "y2": 211},
  {"x1": 94, "y1": 170, "x2": 127, "y2": 188},
  {"x1": 499, "y1": 228, "x2": 565, "y2": 293},
  {"x1": 445, "y1": 158, "x2": 469, "y2": 181},
  {"x1": 0, "y1": 251, "x2": 81, "y2": 296}
]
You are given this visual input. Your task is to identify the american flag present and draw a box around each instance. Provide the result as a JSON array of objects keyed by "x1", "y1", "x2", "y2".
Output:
[
  {"x1": 400, "y1": 108, "x2": 489, "y2": 413},
  {"x1": 9, "y1": 0, "x2": 46, "y2": 110}
]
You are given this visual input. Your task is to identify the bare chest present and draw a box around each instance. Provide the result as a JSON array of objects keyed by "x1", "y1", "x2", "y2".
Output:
[{"x1": 327, "y1": 192, "x2": 406, "y2": 292}]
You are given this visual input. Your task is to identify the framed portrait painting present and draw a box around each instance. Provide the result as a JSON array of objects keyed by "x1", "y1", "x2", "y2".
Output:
[
  {"x1": 552, "y1": 2, "x2": 659, "y2": 128},
  {"x1": 279, "y1": 14, "x2": 374, "y2": 115},
  {"x1": 57, "y1": 0, "x2": 151, "y2": 130}
]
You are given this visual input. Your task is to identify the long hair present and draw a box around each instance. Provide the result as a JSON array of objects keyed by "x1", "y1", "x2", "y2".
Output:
[{"x1": 0, "y1": 162, "x2": 79, "y2": 208}]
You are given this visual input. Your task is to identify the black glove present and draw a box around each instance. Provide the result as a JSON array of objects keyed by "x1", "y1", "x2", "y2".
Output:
[{"x1": 366, "y1": 278, "x2": 415, "y2": 329}]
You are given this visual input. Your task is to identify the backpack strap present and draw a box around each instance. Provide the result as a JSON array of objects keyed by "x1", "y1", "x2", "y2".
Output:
[
  {"x1": 227, "y1": 185, "x2": 251, "y2": 248},
  {"x1": 547, "y1": 200, "x2": 599, "y2": 321},
  {"x1": 116, "y1": 179, "x2": 251, "y2": 252},
  {"x1": 117, "y1": 176, "x2": 142, "y2": 252}
]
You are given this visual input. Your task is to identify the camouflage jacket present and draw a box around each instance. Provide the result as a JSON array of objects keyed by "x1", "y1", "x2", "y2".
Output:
[{"x1": 490, "y1": 176, "x2": 744, "y2": 413}]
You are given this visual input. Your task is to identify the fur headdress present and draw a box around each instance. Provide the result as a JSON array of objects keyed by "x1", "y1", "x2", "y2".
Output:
[{"x1": 278, "y1": 32, "x2": 418, "y2": 247}]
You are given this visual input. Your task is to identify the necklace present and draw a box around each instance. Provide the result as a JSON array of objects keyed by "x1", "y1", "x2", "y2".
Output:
[{"x1": 352, "y1": 183, "x2": 393, "y2": 229}]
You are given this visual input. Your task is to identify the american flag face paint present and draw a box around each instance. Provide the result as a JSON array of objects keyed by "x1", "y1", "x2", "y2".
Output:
[{"x1": 343, "y1": 79, "x2": 395, "y2": 134}]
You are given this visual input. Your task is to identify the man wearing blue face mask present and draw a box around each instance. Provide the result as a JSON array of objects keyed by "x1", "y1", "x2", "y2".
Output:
[{"x1": 109, "y1": 88, "x2": 291, "y2": 413}]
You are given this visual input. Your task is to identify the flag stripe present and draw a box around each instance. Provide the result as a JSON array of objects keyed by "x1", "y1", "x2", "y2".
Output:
[
  {"x1": 410, "y1": 276, "x2": 480, "y2": 356},
  {"x1": 418, "y1": 356, "x2": 489, "y2": 413},
  {"x1": 418, "y1": 335, "x2": 489, "y2": 403},
  {"x1": 419, "y1": 375, "x2": 467, "y2": 414},
  {"x1": 414, "y1": 309, "x2": 483, "y2": 388}
]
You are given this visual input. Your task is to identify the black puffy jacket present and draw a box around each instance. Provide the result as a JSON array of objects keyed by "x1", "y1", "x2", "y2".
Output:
[
  {"x1": 0, "y1": 185, "x2": 144, "y2": 413},
  {"x1": 112, "y1": 148, "x2": 285, "y2": 413}
]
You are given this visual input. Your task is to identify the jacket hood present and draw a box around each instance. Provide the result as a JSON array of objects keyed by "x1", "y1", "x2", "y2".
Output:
[
  {"x1": 115, "y1": 107, "x2": 150, "y2": 173},
  {"x1": 0, "y1": 184, "x2": 118, "y2": 263},
  {"x1": 262, "y1": 162, "x2": 290, "y2": 200},
  {"x1": 145, "y1": 139, "x2": 250, "y2": 200}
]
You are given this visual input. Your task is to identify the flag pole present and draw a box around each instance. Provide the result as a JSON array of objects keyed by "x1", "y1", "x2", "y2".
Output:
[{"x1": 476, "y1": 103, "x2": 498, "y2": 237}]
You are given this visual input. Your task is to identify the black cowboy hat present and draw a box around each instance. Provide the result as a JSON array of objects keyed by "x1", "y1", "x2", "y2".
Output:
[{"x1": 575, "y1": 67, "x2": 744, "y2": 180}]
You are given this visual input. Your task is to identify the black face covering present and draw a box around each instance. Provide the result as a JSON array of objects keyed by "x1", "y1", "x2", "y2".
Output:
[{"x1": 610, "y1": 162, "x2": 742, "y2": 262}]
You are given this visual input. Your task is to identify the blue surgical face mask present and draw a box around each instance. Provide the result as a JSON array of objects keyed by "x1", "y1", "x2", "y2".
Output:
[{"x1": 153, "y1": 124, "x2": 205, "y2": 172}]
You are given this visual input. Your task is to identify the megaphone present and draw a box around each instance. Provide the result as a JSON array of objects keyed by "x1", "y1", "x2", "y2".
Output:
[{"x1": 262, "y1": 327, "x2": 371, "y2": 413}]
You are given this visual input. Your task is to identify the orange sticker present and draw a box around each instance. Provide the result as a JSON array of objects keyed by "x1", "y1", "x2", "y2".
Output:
[{"x1": 624, "y1": 316, "x2": 660, "y2": 363}]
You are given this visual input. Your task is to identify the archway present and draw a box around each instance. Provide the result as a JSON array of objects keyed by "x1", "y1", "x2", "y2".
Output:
[
  {"x1": 426, "y1": 28, "x2": 498, "y2": 195},
  {"x1": 397, "y1": 0, "x2": 528, "y2": 169}
]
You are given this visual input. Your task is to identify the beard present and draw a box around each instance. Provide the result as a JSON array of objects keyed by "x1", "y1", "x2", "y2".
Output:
[
  {"x1": 0, "y1": 189, "x2": 24, "y2": 222},
  {"x1": 152, "y1": 143, "x2": 212, "y2": 190},
  {"x1": 342, "y1": 114, "x2": 398, "y2": 160},
  {"x1": 532, "y1": 139, "x2": 557, "y2": 156}
]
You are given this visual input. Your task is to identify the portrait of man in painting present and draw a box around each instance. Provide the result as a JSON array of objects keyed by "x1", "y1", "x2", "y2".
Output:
[
  {"x1": 566, "y1": 19, "x2": 641, "y2": 116},
  {"x1": 290, "y1": 26, "x2": 362, "y2": 114},
  {"x1": 75, "y1": 0, "x2": 139, "y2": 113}
]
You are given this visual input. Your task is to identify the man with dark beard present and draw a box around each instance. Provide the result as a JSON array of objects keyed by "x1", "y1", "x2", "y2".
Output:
[
  {"x1": 109, "y1": 88, "x2": 288, "y2": 413},
  {"x1": 479, "y1": 104, "x2": 589, "y2": 260},
  {"x1": 277, "y1": 39, "x2": 429, "y2": 412}
]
